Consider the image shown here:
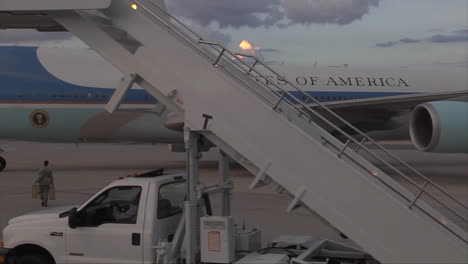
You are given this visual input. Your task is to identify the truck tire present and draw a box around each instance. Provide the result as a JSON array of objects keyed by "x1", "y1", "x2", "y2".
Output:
[
  {"x1": 18, "y1": 253, "x2": 51, "y2": 264},
  {"x1": 0, "y1": 156, "x2": 6, "y2": 171}
]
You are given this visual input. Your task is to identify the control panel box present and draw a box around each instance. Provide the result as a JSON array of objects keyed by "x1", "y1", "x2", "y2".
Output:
[{"x1": 201, "y1": 216, "x2": 235, "y2": 263}]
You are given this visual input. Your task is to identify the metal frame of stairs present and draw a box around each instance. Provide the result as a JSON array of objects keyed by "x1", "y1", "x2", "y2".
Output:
[{"x1": 135, "y1": 0, "x2": 467, "y2": 242}]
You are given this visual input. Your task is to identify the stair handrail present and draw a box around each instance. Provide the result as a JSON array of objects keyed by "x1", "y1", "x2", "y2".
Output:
[
  {"x1": 235, "y1": 53, "x2": 468, "y2": 211},
  {"x1": 199, "y1": 42, "x2": 468, "y2": 225}
]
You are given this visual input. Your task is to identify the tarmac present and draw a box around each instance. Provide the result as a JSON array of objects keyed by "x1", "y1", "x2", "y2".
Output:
[{"x1": 0, "y1": 140, "x2": 467, "y2": 248}]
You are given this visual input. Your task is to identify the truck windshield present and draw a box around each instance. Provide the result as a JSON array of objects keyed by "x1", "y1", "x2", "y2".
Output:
[{"x1": 158, "y1": 181, "x2": 186, "y2": 219}]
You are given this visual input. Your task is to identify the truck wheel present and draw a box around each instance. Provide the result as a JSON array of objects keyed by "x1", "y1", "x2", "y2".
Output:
[
  {"x1": 18, "y1": 253, "x2": 51, "y2": 264},
  {"x1": 0, "y1": 156, "x2": 5, "y2": 171}
]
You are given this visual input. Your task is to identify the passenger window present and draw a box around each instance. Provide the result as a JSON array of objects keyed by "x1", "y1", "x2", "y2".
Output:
[
  {"x1": 158, "y1": 181, "x2": 186, "y2": 219},
  {"x1": 81, "y1": 186, "x2": 142, "y2": 226}
]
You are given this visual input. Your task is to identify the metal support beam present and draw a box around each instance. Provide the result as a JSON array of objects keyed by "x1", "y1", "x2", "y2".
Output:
[
  {"x1": 286, "y1": 186, "x2": 307, "y2": 212},
  {"x1": 170, "y1": 211, "x2": 186, "y2": 261},
  {"x1": 185, "y1": 129, "x2": 200, "y2": 264},
  {"x1": 219, "y1": 150, "x2": 231, "y2": 216},
  {"x1": 105, "y1": 73, "x2": 137, "y2": 114},
  {"x1": 183, "y1": 201, "x2": 193, "y2": 264},
  {"x1": 199, "y1": 184, "x2": 233, "y2": 195},
  {"x1": 249, "y1": 161, "x2": 271, "y2": 189}
]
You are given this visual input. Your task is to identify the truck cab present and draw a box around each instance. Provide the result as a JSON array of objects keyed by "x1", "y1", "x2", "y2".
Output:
[{"x1": 1, "y1": 170, "x2": 186, "y2": 264}]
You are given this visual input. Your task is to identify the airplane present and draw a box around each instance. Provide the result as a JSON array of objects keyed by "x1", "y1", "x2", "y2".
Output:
[
  {"x1": 0, "y1": 45, "x2": 467, "y2": 171},
  {"x1": 0, "y1": 46, "x2": 184, "y2": 171}
]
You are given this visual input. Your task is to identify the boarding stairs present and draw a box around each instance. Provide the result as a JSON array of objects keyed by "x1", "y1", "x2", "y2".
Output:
[{"x1": 1, "y1": 1, "x2": 467, "y2": 263}]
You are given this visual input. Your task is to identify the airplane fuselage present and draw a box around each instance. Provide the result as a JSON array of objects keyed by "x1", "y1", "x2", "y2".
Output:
[
  {"x1": 0, "y1": 46, "x2": 466, "y2": 143},
  {"x1": 0, "y1": 46, "x2": 179, "y2": 143}
]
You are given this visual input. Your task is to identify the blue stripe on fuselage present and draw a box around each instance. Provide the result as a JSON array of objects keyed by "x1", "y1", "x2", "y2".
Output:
[
  {"x1": 287, "y1": 90, "x2": 412, "y2": 102},
  {"x1": 0, "y1": 46, "x2": 155, "y2": 103},
  {"x1": 0, "y1": 46, "x2": 414, "y2": 104}
]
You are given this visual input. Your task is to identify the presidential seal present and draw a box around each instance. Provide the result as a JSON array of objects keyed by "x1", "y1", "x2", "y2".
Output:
[{"x1": 30, "y1": 110, "x2": 50, "y2": 128}]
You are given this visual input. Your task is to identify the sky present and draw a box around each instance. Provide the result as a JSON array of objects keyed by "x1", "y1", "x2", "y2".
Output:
[{"x1": 0, "y1": 0, "x2": 467, "y2": 70}]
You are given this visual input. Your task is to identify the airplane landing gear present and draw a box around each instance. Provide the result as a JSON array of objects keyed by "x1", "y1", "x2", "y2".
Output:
[{"x1": 0, "y1": 156, "x2": 6, "y2": 172}]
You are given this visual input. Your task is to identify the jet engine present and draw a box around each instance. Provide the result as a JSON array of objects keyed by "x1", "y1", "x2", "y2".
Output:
[{"x1": 409, "y1": 101, "x2": 468, "y2": 153}]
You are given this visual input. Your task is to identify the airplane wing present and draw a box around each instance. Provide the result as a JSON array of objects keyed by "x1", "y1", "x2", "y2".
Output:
[
  {"x1": 303, "y1": 90, "x2": 468, "y2": 127},
  {"x1": 318, "y1": 90, "x2": 468, "y2": 111}
]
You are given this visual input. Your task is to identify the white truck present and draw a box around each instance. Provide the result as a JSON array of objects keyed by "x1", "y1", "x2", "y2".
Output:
[
  {"x1": 1, "y1": 169, "x2": 187, "y2": 264},
  {"x1": 0, "y1": 169, "x2": 376, "y2": 264}
]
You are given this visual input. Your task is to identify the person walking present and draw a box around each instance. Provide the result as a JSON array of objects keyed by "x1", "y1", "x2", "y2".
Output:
[{"x1": 35, "y1": 160, "x2": 54, "y2": 207}]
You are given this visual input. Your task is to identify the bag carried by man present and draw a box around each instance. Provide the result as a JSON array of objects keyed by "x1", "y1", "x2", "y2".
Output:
[
  {"x1": 32, "y1": 184, "x2": 39, "y2": 199},
  {"x1": 49, "y1": 186, "x2": 56, "y2": 200},
  {"x1": 32, "y1": 184, "x2": 56, "y2": 200}
]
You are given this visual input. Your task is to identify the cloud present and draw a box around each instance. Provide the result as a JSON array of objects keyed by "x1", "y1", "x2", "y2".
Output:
[
  {"x1": 375, "y1": 41, "x2": 399, "y2": 48},
  {"x1": 376, "y1": 29, "x2": 468, "y2": 48},
  {"x1": 167, "y1": 0, "x2": 283, "y2": 29},
  {"x1": 0, "y1": 29, "x2": 73, "y2": 45},
  {"x1": 168, "y1": 0, "x2": 381, "y2": 29},
  {"x1": 428, "y1": 34, "x2": 468, "y2": 43},
  {"x1": 187, "y1": 23, "x2": 232, "y2": 45},
  {"x1": 283, "y1": 0, "x2": 380, "y2": 26},
  {"x1": 399, "y1": 38, "x2": 421, "y2": 44},
  {"x1": 428, "y1": 28, "x2": 444, "y2": 33},
  {"x1": 259, "y1": 48, "x2": 280, "y2": 53}
]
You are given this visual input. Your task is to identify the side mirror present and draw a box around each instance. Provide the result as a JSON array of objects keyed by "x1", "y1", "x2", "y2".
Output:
[{"x1": 68, "y1": 207, "x2": 80, "y2": 229}]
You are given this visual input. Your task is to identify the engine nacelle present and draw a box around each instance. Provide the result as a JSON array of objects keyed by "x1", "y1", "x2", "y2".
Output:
[{"x1": 410, "y1": 101, "x2": 468, "y2": 153}]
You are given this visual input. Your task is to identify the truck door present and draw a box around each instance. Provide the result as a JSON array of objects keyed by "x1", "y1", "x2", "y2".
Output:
[{"x1": 66, "y1": 184, "x2": 148, "y2": 264}]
